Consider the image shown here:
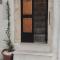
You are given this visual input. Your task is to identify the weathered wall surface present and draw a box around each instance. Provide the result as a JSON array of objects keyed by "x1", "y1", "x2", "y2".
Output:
[{"x1": 0, "y1": 0, "x2": 8, "y2": 59}]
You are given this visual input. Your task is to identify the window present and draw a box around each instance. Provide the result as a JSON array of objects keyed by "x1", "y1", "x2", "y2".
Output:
[
  {"x1": 13, "y1": 0, "x2": 53, "y2": 52},
  {"x1": 0, "y1": 0, "x2": 2, "y2": 4},
  {"x1": 21, "y1": 0, "x2": 48, "y2": 43}
]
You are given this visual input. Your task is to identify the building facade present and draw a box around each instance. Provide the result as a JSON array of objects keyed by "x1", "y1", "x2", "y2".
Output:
[{"x1": 0, "y1": 0, "x2": 60, "y2": 60}]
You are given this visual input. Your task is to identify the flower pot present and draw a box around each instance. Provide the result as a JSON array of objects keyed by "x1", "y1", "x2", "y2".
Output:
[
  {"x1": 3, "y1": 54, "x2": 13, "y2": 60},
  {"x1": 2, "y1": 49, "x2": 13, "y2": 60}
]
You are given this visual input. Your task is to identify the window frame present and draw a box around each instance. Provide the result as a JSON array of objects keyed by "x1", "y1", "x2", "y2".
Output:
[
  {"x1": 21, "y1": 0, "x2": 48, "y2": 43},
  {"x1": 10, "y1": 0, "x2": 54, "y2": 53}
]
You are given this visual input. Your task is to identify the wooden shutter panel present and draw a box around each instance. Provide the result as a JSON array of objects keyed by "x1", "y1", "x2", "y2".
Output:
[
  {"x1": 23, "y1": 18, "x2": 32, "y2": 32},
  {"x1": 23, "y1": 0, "x2": 32, "y2": 15}
]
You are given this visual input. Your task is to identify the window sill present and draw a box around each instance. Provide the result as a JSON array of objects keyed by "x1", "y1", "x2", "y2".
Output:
[
  {"x1": 14, "y1": 43, "x2": 51, "y2": 53},
  {"x1": 13, "y1": 50, "x2": 53, "y2": 56}
]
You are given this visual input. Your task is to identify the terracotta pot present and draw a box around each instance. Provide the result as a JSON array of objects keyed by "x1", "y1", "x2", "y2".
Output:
[
  {"x1": 1, "y1": 49, "x2": 13, "y2": 60},
  {"x1": 3, "y1": 54, "x2": 13, "y2": 60}
]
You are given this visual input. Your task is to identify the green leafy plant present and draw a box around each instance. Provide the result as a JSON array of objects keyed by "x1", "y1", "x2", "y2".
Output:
[{"x1": 4, "y1": 1, "x2": 14, "y2": 52}]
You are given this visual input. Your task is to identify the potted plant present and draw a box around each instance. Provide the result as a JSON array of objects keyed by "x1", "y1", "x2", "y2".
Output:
[{"x1": 1, "y1": 1, "x2": 14, "y2": 60}]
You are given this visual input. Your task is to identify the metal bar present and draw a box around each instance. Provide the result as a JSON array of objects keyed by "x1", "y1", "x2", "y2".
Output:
[{"x1": 49, "y1": 11, "x2": 50, "y2": 24}]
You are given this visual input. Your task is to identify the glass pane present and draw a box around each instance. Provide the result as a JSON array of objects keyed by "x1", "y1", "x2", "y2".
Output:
[
  {"x1": 23, "y1": 0, "x2": 32, "y2": 15},
  {"x1": 33, "y1": 0, "x2": 48, "y2": 43},
  {"x1": 23, "y1": 18, "x2": 32, "y2": 32}
]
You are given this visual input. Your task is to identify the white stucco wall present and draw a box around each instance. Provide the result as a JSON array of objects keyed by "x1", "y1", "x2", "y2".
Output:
[
  {"x1": 0, "y1": 4, "x2": 4, "y2": 60},
  {"x1": 0, "y1": 0, "x2": 8, "y2": 59}
]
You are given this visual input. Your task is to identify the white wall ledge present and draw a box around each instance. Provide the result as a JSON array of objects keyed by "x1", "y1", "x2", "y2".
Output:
[
  {"x1": 13, "y1": 43, "x2": 53, "y2": 57},
  {"x1": 14, "y1": 43, "x2": 51, "y2": 52},
  {"x1": 13, "y1": 50, "x2": 53, "y2": 57}
]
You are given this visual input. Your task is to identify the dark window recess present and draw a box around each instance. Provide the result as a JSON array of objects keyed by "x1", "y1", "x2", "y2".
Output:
[
  {"x1": 0, "y1": 0, "x2": 2, "y2": 4},
  {"x1": 21, "y1": 0, "x2": 48, "y2": 43}
]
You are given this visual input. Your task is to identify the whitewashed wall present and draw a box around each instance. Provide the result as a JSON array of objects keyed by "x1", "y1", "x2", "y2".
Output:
[
  {"x1": 0, "y1": 0, "x2": 8, "y2": 60},
  {"x1": 0, "y1": 4, "x2": 4, "y2": 60}
]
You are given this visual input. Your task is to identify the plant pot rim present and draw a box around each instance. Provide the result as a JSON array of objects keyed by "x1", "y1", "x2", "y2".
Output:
[{"x1": 1, "y1": 49, "x2": 13, "y2": 55}]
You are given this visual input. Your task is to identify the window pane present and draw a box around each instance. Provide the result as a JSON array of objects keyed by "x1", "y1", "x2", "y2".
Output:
[
  {"x1": 33, "y1": 0, "x2": 48, "y2": 43},
  {"x1": 23, "y1": 18, "x2": 32, "y2": 32},
  {"x1": 23, "y1": 0, "x2": 32, "y2": 15}
]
